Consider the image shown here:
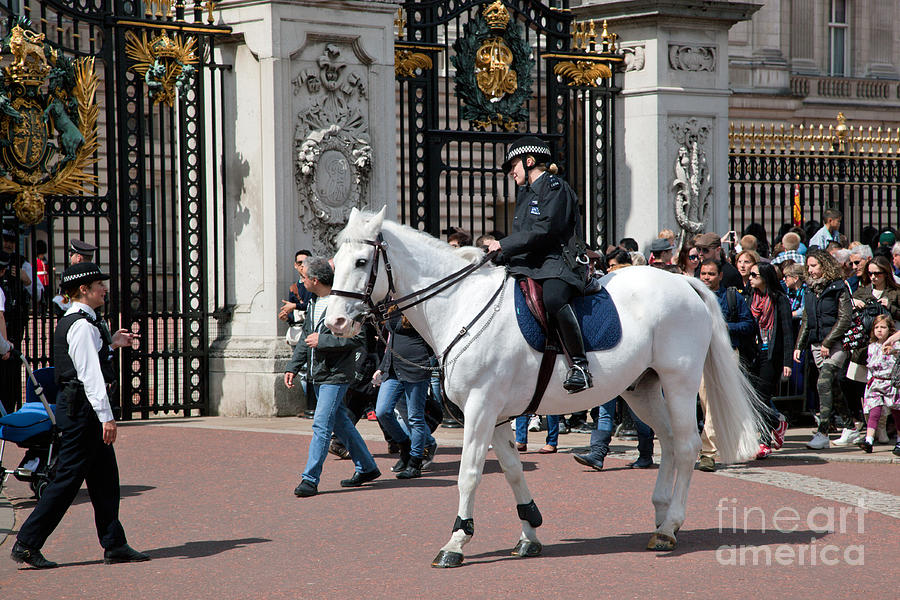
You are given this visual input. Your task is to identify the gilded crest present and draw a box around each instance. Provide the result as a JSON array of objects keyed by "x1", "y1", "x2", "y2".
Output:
[
  {"x1": 125, "y1": 30, "x2": 198, "y2": 107},
  {"x1": 0, "y1": 18, "x2": 100, "y2": 224},
  {"x1": 451, "y1": 1, "x2": 534, "y2": 130}
]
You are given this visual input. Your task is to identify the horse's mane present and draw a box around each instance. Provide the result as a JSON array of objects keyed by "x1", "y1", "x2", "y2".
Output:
[{"x1": 338, "y1": 212, "x2": 471, "y2": 262}]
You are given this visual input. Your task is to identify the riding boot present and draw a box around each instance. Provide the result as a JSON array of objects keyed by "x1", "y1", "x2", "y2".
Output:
[
  {"x1": 554, "y1": 305, "x2": 593, "y2": 393},
  {"x1": 396, "y1": 456, "x2": 422, "y2": 479},
  {"x1": 629, "y1": 435, "x2": 654, "y2": 469},
  {"x1": 391, "y1": 440, "x2": 411, "y2": 473}
]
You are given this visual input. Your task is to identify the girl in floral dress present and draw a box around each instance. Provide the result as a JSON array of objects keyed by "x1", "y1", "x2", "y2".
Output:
[{"x1": 857, "y1": 315, "x2": 900, "y2": 453}]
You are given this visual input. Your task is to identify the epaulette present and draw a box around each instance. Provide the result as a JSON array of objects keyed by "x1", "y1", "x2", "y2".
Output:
[{"x1": 548, "y1": 175, "x2": 560, "y2": 190}]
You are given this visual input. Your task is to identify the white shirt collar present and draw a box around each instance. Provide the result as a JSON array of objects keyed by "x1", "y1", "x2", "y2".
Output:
[{"x1": 67, "y1": 301, "x2": 97, "y2": 319}]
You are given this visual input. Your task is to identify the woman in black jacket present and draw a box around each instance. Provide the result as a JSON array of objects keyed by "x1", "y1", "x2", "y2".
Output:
[
  {"x1": 794, "y1": 249, "x2": 853, "y2": 450},
  {"x1": 372, "y1": 311, "x2": 437, "y2": 479},
  {"x1": 747, "y1": 262, "x2": 793, "y2": 456}
]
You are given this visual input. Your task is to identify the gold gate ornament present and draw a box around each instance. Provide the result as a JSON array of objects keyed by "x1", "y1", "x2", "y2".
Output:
[
  {"x1": 125, "y1": 30, "x2": 198, "y2": 107},
  {"x1": 0, "y1": 19, "x2": 100, "y2": 225}
]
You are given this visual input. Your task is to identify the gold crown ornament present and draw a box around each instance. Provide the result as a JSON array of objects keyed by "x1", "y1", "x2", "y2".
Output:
[
  {"x1": 6, "y1": 25, "x2": 54, "y2": 86},
  {"x1": 483, "y1": 1, "x2": 510, "y2": 32},
  {"x1": 149, "y1": 32, "x2": 180, "y2": 58}
]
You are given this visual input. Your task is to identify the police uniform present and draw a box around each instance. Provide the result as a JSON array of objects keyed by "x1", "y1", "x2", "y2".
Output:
[
  {"x1": 12, "y1": 263, "x2": 148, "y2": 569},
  {"x1": 498, "y1": 137, "x2": 592, "y2": 392}
]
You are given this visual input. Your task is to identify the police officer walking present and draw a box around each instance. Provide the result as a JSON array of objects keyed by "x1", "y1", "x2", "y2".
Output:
[
  {"x1": 11, "y1": 262, "x2": 149, "y2": 569},
  {"x1": 486, "y1": 136, "x2": 592, "y2": 393}
]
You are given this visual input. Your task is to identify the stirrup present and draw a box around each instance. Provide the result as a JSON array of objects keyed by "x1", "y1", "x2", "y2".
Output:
[{"x1": 563, "y1": 363, "x2": 593, "y2": 394}]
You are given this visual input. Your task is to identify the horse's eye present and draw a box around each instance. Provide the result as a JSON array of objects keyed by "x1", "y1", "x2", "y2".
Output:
[{"x1": 355, "y1": 258, "x2": 367, "y2": 268}]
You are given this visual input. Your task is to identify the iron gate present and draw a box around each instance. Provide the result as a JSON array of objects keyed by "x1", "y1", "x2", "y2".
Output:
[
  {"x1": 395, "y1": 0, "x2": 620, "y2": 249},
  {"x1": 0, "y1": 0, "x2": 230, "y2": 419},
  {"x1": 729, "y1": 113, "x2": 900, "y2": 245}
]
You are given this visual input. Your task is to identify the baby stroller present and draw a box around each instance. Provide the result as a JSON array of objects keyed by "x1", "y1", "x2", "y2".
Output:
[{"x1": 0, "y1": 350, "x2": 58, "y2": 499}]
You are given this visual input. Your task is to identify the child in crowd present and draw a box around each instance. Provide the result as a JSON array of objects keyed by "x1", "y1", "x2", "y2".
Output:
[{"x1": 857, "y1": 315, "x2": 900, "y2": 454}]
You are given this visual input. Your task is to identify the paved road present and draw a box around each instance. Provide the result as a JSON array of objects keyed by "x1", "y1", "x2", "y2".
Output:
[{"x1": 1, "y1": 418, "x2": 897, "y2": 599}]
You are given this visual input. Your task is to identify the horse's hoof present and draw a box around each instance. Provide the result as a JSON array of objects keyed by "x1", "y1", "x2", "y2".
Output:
[
  {"x1": 511, "y1": 539, "x2": 542, "y2": 558},
  {"x1": 647, "y1": 533, "x2": 677, "y2": 551},
  {"x1": 431, "y1": 550, "x2": 464, "y2": 568}
]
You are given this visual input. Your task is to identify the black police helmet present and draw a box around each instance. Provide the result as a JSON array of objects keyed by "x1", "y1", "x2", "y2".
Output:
[
  {"x1": 501, "y1": 136, "x2": 552, "y2": 174},
  {"x1": 60, "y1": 262, "x2": 110, "y2": 294}
]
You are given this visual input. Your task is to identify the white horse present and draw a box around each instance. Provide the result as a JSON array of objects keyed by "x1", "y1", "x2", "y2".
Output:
[{"x1": 326, "y1": 208, "x2": 764, "y2": 567}]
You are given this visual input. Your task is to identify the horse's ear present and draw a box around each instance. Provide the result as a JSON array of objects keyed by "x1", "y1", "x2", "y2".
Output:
[
  {"x1": 347, "y1": 206, "x2": 360, "y2": 226},
  {"x1": 364, "y1": 206, "x2": 386, "y2": 236}
]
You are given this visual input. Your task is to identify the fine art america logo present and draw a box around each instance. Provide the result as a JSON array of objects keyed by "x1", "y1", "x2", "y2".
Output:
[{"x1": 714, "y1": 497, "x2": 867, "y2": 566}]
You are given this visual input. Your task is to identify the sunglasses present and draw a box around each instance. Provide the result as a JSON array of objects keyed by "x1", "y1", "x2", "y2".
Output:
[
  {"x1": 688, "y1": 255, "x2": 700, "y2": 261},
  {"x1": 849, "y1": 260, "x2": 863, "y2": 266},
  {"x1": 749, "y1": 272, "x2": 761, "y2": 279},
  {"x1": 868, "y1": 270, "x2": 885, "y2": 277}
]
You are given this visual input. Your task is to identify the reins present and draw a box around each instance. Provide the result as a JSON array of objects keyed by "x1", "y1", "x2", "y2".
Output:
[{"x1": 330, "y1": 233, "x2": 499, "y2": 323}]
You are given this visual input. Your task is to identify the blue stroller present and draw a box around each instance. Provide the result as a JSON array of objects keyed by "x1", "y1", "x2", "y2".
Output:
[{"x1": 0, "y1": 351, "x2": 58, "y2": 499}]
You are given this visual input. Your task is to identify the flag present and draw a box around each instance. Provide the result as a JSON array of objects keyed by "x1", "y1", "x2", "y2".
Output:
[{"x1": 792, "y1": 184, "x2": 802, "y2": 227}]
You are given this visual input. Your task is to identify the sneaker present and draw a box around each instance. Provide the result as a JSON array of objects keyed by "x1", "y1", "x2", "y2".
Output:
[
  {"x1": 856, "y1": 439, "x2": 873, "y2": 453},
  {"x1": 755, "y1": 443, "x2": 772, "y2": 459},
  {"x1": 876, "y1": 424, "x2": 890, "y2": 444},
  {"x1": 421, "y1": 442, "x2": 438, "y2": 470},
  {"x1": 893, "y1": 442, "x2": 900, "y2": 457},
  {"x1": 329, "y1": 440, "x2": 350, "y2": 459},
  {"x1": 832, "y1": 428, "x2": 862, "y2": 447},
  {"x1": 366, "y1": 410, "x2": 378, "y2": 422},
  {"x1": 528, "y1": 416, "x2": 541, "y2": 432},
  {"x1": 697, "y1": 456, "x2": 716, "y2": 472},
  {"x1": 771, "y1": 417, "x2": 788, "y2": 450},
  {"x1": 806, "y1": 432, "x2": 830, "y2": 450}
]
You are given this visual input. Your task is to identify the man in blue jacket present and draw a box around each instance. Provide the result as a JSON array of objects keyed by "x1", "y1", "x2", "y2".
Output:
[
  {"x1": 284, "y1": 257, "x2": 379, "y2": 497},
  {"x1": 696, "y1": 259, "x2": 756, "y2": 472}
]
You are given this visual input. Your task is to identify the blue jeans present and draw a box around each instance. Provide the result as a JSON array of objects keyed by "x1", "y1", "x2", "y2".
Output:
[
  {"x1": 515, "y1": 415, "x2": 561, "y2": 446},
  {"x1": 302, "y1": 383, "x2": 377, "y2": 486},
  {"x1": 375, "y1": 378, "x2": 432, "y2": 458},
  {"x1": 591, "y1": 399, "x2": 653, "y2": 449}
]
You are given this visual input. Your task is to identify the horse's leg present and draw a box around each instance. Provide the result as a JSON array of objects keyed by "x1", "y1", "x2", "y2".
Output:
[
  {"x1": 621, "y1": 376, "x2": 676, "y2": 532},
  {"x1": 490, "y1": 423, "x2": 543, "y2": 557},
  {"x1": 647, "y1": 384, "x2": 701, "y2": 551},
  {"x1": 431, "y1": 401, "x2": 496, "y2": 568}
]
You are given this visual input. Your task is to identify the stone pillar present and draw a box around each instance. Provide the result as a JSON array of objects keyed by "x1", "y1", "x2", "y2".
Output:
[
  {"x1": 574, "y1": 0, "x2": 760, "y2": 251},
  {"x1": 209, "y1": 0, "x2": 399, "y2": 416}
]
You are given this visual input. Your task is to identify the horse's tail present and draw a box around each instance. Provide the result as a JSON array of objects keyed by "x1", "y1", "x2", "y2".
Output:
[{"x1": 686, "y1": 277, "x2": 767, "y2": 464}]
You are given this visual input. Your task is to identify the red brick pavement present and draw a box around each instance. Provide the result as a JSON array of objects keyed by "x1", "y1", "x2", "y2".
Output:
[{"x1": 0, "y1": 421, "x2": 896, "y2": 599}]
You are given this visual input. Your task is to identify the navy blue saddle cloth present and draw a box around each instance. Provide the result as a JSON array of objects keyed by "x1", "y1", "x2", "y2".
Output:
[{"x1": 513, "y1": 282, "x2": 622, "y2": 352}]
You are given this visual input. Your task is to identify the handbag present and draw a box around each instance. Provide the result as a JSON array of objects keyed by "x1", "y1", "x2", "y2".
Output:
[
  {"x1": 842, "y1": 299, "x2": 889, "y2": 351},
  {"x1": 285, "y1": 310, "x2": 305, "y2": 346},
  {"x1": 890, "y1": 345, "x2": 900, "y2": 388}
]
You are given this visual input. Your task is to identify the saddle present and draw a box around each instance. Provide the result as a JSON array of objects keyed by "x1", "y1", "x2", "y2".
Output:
[{"x1": 514, "y1": 277, "x2": 622, "y2": 414}]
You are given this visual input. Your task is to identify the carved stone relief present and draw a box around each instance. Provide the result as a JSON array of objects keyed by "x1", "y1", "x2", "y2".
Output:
[
  {"x1": 670, "y1": 118, "x2": 712, "y2": 249},
  {"x1": 293, "y1": 42, "x2": 372, "y2": 253},
  {"x1": 621, "y1": 44, "x2": 645, "y2": 72},
  {"x1": 668, "y1": 45, "x2": 716, "y2": 72}
]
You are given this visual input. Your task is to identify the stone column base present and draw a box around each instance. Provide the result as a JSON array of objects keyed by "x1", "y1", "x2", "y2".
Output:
[{"x1": 209, "y1": 337, "x2": 306, "y2": 417}]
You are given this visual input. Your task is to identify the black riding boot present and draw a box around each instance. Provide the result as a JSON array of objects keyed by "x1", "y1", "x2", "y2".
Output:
[
  {"x1": 573, "y1": 427, "x2": 611, "y2": 471},
  {"x1": 554, "y1": 305, "x2": 593, "y2": 393}
]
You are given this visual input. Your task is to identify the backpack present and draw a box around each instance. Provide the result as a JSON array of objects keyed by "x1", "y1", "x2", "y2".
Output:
[{"x1": 725, "y1": 287, "x2": 761, "y2": 369}]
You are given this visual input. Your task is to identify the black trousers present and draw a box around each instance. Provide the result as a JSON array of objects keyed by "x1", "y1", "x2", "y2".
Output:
[
  {"x1": 17, "y1": 392, "x2": 127, "y2": 551},
  {"x1": 752, "y1": 352, "x2": 785, "y2": 444},
  {"x1": 0, "y1": 317, "x2": 24, "y2": 414},
  {"x1": 540, "y1": 278, "x2": 580, "y2": 317}
]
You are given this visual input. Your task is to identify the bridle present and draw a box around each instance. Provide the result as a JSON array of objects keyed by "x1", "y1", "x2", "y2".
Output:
[{"x1": 330, "y1": 233, "x2": 499, "y2": 323}]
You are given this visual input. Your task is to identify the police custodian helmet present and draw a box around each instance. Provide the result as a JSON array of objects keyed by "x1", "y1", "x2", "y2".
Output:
[{"x1": 501, "y1": 136, "x2": 553, "y2": 174}]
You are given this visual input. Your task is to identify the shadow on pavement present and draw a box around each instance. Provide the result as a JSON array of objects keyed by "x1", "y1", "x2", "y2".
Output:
[
  {"x1": 147, "y1": 537, "x2": 271, "y2": 560},
  {"x1": 13, "y1": 484, "x2": 155, "y2": 509},
  {"x1": 464, "y1": 528, "x2": 830, "y2": 565}
]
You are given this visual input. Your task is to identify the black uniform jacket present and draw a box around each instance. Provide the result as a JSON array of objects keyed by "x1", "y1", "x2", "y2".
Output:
[{"x1": 498, "y1": 172, "x2": 586, "y2": 289}]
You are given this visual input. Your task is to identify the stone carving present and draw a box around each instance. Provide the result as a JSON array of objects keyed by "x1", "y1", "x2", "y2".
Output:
[
  {"x1": 293, "y1": 43, "x2": 372, "y2": 252},
  {"x1": 668, "y1": 45, "x2": 716, "y2": 72},
  {"x1": 670, "y1": 118, "x2": 712, "y2": 249},
  {"x1": 621, "y1": 44, "x2": 645, "y2": 72}
]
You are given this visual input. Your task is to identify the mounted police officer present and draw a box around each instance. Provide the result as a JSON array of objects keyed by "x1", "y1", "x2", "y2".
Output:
[
  {"x1": 12, "y1": 262, "x2": 149, "y2": 569},
  {"x1": 486, "y1": 136, "x2": 592, "y2": 393}
]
